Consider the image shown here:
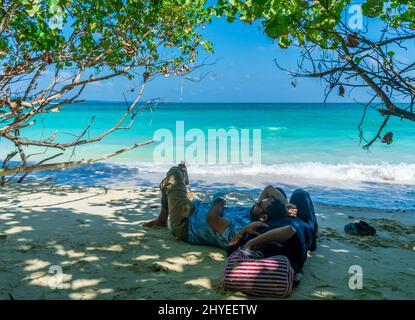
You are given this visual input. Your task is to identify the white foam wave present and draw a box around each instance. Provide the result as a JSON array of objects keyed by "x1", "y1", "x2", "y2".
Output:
[
  {"x1": 267, "y1": 126, "x2": 287, "y2": 131},
  {"x1": 119, "y1": 162, "x2": 415, "y2": 185}
]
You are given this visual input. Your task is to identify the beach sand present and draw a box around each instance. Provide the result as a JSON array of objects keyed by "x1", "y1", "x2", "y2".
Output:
[{"x1": 1, "y1": 182, "x2": 414, "y2": 300}]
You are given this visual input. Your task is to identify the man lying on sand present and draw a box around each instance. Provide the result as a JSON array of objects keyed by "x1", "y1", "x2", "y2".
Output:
[
  {"x1": 143, "y1": 163, "x2": 267, "y2": 247},
  {"x1": 143, "y1": 164, "x2": 319, "y2": 263}
]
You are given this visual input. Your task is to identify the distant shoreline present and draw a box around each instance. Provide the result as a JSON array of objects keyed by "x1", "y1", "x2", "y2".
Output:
[{"x1": 59, "y1": 100, "x2": 411, "y2": 105}]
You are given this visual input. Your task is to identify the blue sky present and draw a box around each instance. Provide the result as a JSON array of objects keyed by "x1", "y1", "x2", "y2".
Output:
[
  {"x1": 81, "y1": 18, "x2": 355, "y2": 103},
  {"x1": 12, "y1": 2, "x2": 412, "y2": 104},
  {"x1": 81, "y1": 11, "x2": 407, "y2": 104}
]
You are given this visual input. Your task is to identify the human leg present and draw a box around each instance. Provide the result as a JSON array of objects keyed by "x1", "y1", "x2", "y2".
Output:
[
  {"x1": 142, "y1": 177, "x2": 171, "y2": 228},
  {"x1": 162, "y1": 166, "x2": 195, "y2": 240},
  {"x1": 289, "y1": 189, "x2": 318, "y2": 232},
  {"x1": 143, "y1": 166, "x2": 194, "y2": 240}
]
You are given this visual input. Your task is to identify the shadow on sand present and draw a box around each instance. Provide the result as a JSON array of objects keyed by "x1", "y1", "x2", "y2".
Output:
[{"x1": 1, "y1": 182, "x2": 415, "y2": 300}]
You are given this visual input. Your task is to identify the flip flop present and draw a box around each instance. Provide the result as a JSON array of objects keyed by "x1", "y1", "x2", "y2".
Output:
[
  {"x1": 344, "y1": 220, "x2": 376, "y2": 236},
  {"x1": 357, "y1": 220, "x2": 376, "y2": 236}
]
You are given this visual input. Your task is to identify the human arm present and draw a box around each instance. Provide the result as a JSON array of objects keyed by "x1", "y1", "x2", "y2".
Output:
[
  {"x1": 206, "y1": 198, "x2": 229, "y2": 235},
  {"x1": 258, "y1": 185, "x2": 288, "y2": 205},
  {"x1": 228, "y1": 221, "x2": 269, "y2": 246},
  {"x1": 258, "y1": 186, "x2": 298, "y2": 217},
  {"x1": 243, "y1": 225, "x2": 297, "y2": 251}
]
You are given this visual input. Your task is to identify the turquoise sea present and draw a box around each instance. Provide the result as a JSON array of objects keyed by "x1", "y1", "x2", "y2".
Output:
[{"x1": 1, "y1": 102, "x2": 415, "y2": 209}]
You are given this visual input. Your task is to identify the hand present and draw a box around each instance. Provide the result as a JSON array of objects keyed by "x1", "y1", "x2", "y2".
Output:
[
  {"x1": 243, "y1": 239, "x2": 255, "y2": 251},
  {"x1": 287, "y1": 203, "x2": 298, "y2": 217},
  {"x1": 228, "y1": 222, "x2": 268, "y2": 247},
  {"x1": 228, "y1": 234, "x2": 243, "y2": 247},
  {"x1": 244, "y1": 221, "x2": 269, "y2": 236}
]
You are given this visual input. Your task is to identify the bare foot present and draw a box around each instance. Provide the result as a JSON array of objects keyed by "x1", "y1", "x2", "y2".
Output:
[
  {"x1": 142, "y1": 219, "x2": 167, "y2": 228},
  {"x1": 178, "y1": 162, "x2": 190, "y2": 185}
]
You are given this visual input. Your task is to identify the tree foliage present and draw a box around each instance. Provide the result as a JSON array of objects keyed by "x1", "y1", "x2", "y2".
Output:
[
  {"x1": 0, "y1": 0, "x2": 211, "y2": 183},
  {"x1": 216, "y1": 0, "x2": 415, "y2": 147}
]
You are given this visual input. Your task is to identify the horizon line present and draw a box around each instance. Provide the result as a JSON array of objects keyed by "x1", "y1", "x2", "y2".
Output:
[{"x1": 76, "y1": 100, "x2": 383, "y2": 104}]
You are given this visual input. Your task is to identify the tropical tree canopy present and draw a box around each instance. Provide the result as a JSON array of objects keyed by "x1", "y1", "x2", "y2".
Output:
[
  {"x1": 214, "y1": 0, "x2": 414, "y2": 48},
  {"x1": 0, "y1": 0, "x2": 212, "y2": 182},
  {"x1": 215, "y1": 0, "x2": 415, "y2": 147}
]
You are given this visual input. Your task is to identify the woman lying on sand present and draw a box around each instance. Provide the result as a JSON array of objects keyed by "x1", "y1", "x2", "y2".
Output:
[
  {"x1": 143, "y1": 163, "x2": 319, "y2": 281},
  {"x1": 228, "y1": 187, "x2": 319, "y2": 281}
]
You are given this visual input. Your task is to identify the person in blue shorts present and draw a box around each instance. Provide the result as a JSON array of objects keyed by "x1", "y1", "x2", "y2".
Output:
[
  {"x1": 143, "y1": 164, "x2": 315, "y2": 252},
  {"x1": 142, "y1": 163, "x2": 268, "y2": 247}
]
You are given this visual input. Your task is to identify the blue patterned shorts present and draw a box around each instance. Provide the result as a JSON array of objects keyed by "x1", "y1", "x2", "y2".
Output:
[{"x1": 187, "y1": 200, "x2": 251, "y2": 249}]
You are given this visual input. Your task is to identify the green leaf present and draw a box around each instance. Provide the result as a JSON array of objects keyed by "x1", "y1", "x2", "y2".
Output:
[
  {"x1": 252, "y1": 0, "x2": 268, "y2": 6},
  {"x1": 361, "y1": 0, "x2": 384, "y2": 18},
  {"x1": 200, "y1": 40, "x2": 213, "y2": 53},
  {"x1": 264, "y1": 16, "x2": 289, "y2": 39},
  {"x1": 26, "y1": 4, "x2": 42, "y2": 17},
  {"x1": 278, "y1": 34, "x2": 292, "y2": 48}
]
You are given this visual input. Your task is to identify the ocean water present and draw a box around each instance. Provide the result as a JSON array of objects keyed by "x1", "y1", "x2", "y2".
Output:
[{"x1": 1, "y1": 102, "x2": 415, "y2": 209}]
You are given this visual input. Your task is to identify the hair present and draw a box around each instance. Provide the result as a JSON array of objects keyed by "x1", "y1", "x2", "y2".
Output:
[
  {"x1": 265, "y1": 199, "x2": 289, "y2": 221},
  {"x1": 250, "y1": 198, "x2": 288, "y2": 222}
]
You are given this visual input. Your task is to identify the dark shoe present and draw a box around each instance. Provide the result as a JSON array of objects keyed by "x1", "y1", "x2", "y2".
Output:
[
  {"x1": 344, "y1": 220, "x2": 376, "y2": 236},
  {"x1": 357, "y1": 220, "x2": 376, "y2": 235}
]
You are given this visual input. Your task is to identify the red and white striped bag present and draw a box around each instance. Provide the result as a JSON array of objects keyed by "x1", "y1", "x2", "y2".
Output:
[{"x1": 222, "y1": 249, "x2": 294, "y2": 297}]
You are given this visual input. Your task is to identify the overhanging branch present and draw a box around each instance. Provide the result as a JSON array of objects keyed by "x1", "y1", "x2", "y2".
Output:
[{"x1": 0, "y1": 140, "x2": 153, "y2": 177}]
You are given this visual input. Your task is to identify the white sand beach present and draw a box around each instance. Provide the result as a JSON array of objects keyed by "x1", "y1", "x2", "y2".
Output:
[{"x1": 1, "y1": 182, "x2": 414, "y2": 300}]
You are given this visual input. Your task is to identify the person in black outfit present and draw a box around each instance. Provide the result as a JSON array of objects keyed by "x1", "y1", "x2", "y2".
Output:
[{"x1": 227, "y1": 186, "x2": 319, "y2": 285}]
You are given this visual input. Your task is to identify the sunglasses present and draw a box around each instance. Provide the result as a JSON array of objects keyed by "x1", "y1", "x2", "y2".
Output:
[{"x1": 252, "y1": 200, "x2": 266, "y2": 214}]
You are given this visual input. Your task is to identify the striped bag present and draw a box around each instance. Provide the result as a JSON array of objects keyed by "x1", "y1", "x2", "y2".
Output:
[{"x1": 222, "y1": 249, "x2": 294, "y2": 297}]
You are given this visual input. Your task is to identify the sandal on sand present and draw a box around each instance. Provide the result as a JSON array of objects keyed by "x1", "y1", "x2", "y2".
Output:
[{"x1": 344, "y1": 220, "x2": 376, "y2": 236}]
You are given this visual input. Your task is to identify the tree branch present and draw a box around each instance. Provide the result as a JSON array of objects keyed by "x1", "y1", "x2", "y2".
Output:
[{"x1": 0, "y1": 140, "x2": 153, "y2": 177}]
